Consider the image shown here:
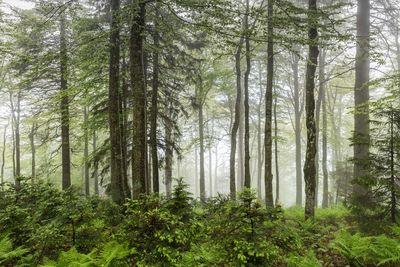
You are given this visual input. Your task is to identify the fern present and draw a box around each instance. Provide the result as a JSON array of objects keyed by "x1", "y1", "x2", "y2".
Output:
[
  {"x1": 0, "y1": 234, "x2": 29, "y2": 265},
  {"x1": 331, "y1": 231, "x2": 400, "y2": 266}
]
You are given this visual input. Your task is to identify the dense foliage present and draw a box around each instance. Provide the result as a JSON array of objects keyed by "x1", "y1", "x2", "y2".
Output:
[{"x1": 0, "y1": 179, "x2": 400, "y2": 266}]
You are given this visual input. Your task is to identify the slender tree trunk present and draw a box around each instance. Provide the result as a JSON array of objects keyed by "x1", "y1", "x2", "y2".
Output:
[
  {"x1": 93, "y1": 131, "x2": 99, "y2": 195},
  {"x1": 244, "y1": 0, "x2": 251, "y2": 189},
  {"x1": 208, "y1": 118, "x2": 213, "y2": 197},
  {"x1": 151, "y1": 5, "x2": 160, "y2": 193},
  {"x1": 257, "y1": 61, "x2": 263, "y2": 199},
  {"x1": 214, "y1": 141, "x2": 218, "y2": 194},
  {"x1": 390, "y1": 110, "x2": 396, "y2": 223},
  {"x1": 60, "y1": 12, "x2": 71, "y2": 190},
  {"x1": 1, "y1": 121, "x2": 8, "y2": 187},
  {"x1": 274, "y1": 85, "x2": 280, "y2": 204},
  {"x1": 165, "y1": 111, "x2": 173, "y2": 196},
  {"x1": 264, "y1": 0, "x2": 274, "y2": 207},
  {"x1": 353, "y1": 0, "x2": 370, "y2": 197},
  {"x1": 229, "y1": 37, "x2": 244, "y2": 200},
  {"x1": 303, "y1": 0, "x2": 319, "y2": 221},
  {"x1": 238, "y1": 101, "x2": 244, "y2": 191},
  {"x1": 198, "y1": 83, "x2": 206, "y2": 200},
  {"x1": 29, "y1": 123, "x2": 36, "y2": 182},
  {"x1": 14, "y1": 91, "x2": 21, "y2": 189},
  {"x1": 131, "y1": 1, "x2": 148, "y2": 197},
  {"x1": 195, "y1": 135, "x2": 199, "y2": 197},
  {"x1": 293, "y1": 52, "x2": 302, "y2": 206},
  {"x1": 321, "y1": 53, "x2": 329, "y2": 208},
  {"x1": 84, "y1": 107, "x2": 90, "y2": 196},
  {"x1": 108, "y1": 0, "x2": 124, "y2": 202},
  {"x1": 315, "y1": 55, "x2": 322, "y2": 208}
]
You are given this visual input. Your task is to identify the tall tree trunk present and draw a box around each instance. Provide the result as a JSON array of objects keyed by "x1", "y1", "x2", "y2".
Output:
[
  {"x1": 150, "y1": 6, "x2": 160, "y2": 193},
  {"x1": 208, "y1": 118, "x2": 213, "y2": 197},
  {"x1": 390, "y1": 110, "x2": 396, "y2": 223},
  {"x1": 214, "y1": 141, "x2": 218, "y2": 194},
  {"x1": 274, "y1": 85, "x2": 280, "y2": 204},
  {"x1": 108, "y1": 0, "x2": 124, "y2": 202},
  {"x1": 1, "y1": 121, "x2": 7, "y2": 187},
  {"x1": 321, "y1": 51, "x2": 329, "y2": 208},
  {"x1": 264, "y1": 0, "x2": 274, "y2": 207},
  {"x1": 165, "y1": 110, "x2": 173, "y2": 196},
  {"x1": 93, "y1": 131, "x2": 99, "y2": 195},
  {"x1": 353, "y1": 0, "x2": 370, "y2": 197},
  {"x1": 29, "y1": 123, "x2": 36, "y2": 182},
  {"x1": 315, "y1": 51, "x2": 323, "y2": 208},
  {"x1": 120, "y1": 61, "x2": 130, "y2": 198},
  {"x1": 195, "y1": 134, "x2": 199, "y2": 197},
  {"x1": 238, "y1": 101, "x2": 244, "y2": 191},
  {"x1": 303, "y1": 0, "x2": 319, "y2": 221},
  {"x1": 84, "y1": 107, "x2": 90, "y2": 196},
  {"x1": 131, "y1": 1, "x2": 147, "y2": 197},
  {"x1": 60, "y1": 12, "x2": 71, "y2": 190},
  {"x1": 257, "y1": 61, "x2": 263, "y2": 199},
  {"x1": 293, "y1": 52, "x2": 302, "y2": 206},
  {"x1": 197, "y1": 82, "x2": 206, "y2": 200},
  {"x1": 244, "y1": 0, "x2": 251, "y2": 189},
  {"x1": 229, "y1": 37, "x2": 244, "y2": 200}
]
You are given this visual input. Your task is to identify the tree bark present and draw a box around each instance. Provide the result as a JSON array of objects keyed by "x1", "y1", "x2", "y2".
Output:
[
  {"x1": 60, "y1": 12, "x2": 71, "y2": 190},
  {"x1": 320, "y1": 51, "x2": 329, "y2": 208},
  {"x1": 353, "y1": 0, "x2": 370, "y2": 197},
  {"x1": 264, "y1": 0, "x2": 274, "y2": 207},
  {"x1": 1, "y1": 121, "x2": 8, "y2": 187},
  {"x1": 29, "y1": 123, "x2": 36, "y2": 183},
  {"x1": 229, "y1": 37, "x2": 244, "y2": 200},
  {"x1": 197, "y1": 82, "x2": 206, "y2": 200},
  {"x1": 257, "y1": 61, "x2": 263, "y2": 199},
  {"x1": 108, "y1": 0, "x2": 124, "y2": 203},
  {"x1": 150, "y1": 5, "x2": 160, "y2": 193},
  {"x1": 131, "y1": 1, "x2": 148, "y2": 197},
  {"x1": 93, "y1": 131, "x2": 99, "y2": 195},
  {"x1": 84, "y1": 107, "x2": 90, "y2": 196},
  {"x1": 165, "y1": 109, "x2": 173, "y2": 196},
  {"x1": 274, "y1": 84, "x2": 280, "y2": 204},
  {"x1": 303, "y1": 0, "x2": 319, "y2": 221},
  {"x1": 244, "y1": 0, "x2": 251, "y2": 189},
  {"x1": 292, "y1": 51, "x2": 303, "y2": 206}
]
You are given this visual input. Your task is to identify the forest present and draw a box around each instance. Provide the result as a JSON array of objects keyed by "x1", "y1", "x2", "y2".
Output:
[{"x1": 0, "y1": 0, "x2": 399, "y2": 266}]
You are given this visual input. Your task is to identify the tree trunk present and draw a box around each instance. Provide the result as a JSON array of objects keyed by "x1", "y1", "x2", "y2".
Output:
[
  {"x1": 390, "y1": 110, "x2": 396, "y2": 223},
  {"x1": 198, "y1": 83, "x2": 206, "y2": 200},
  {"x1": 151, "y1": 5, "x2": 160, "y2": 193},
  {"x1": 84, "y1": 107, "x2": 90, "y2": 196},
  {"x1": 120, "y1": 62, "x2": 130, "y2": 198},
  {"x1": 274, "y1": 84, "x2": 280, "y2": 204},
  {"x1": 229, "y1": 37, "x2": 244, "y2": 200},
  {"x1": 108, "y1": 0, "x2": 124, "y2": 203},
  {"x1": 214, "y1": 141, "x2": 218, "y2": 194},
  {"x1": 208, "y1": 118, "x2": 213, "y2": 197},
  {"x1": 60, "y1": 12, "x2": 71, "y2": 190},
  {"x1": 131, "y1": 1, "x2": 147, "y2": 197},
  {"x1": 353, "y1": 0, "x2": 370, "y2": 197},
  {"x1": 257, "y1": 61, "x2": 263, "y2": 199},
  {"x1": 93, "y1": 131, "x2": 99, "y2": 195},
  {"x1": 244, "y1": 0, "x2": 251, "y2": 189},
  {"x1": 264, "y1": 0, "x2": 274, "y2": 207},
  {"x1": 293, "y1": 52, "x2": 302, "y2": 206},
  {"x1": 165, "y1": 111, "x2": 173, "y2": 196},
  {"x1": 1, "y1": 121, "x2": 8, "y2": 187},
  {"x1": 29, "y1": 123, "x2": 36, "y2": 182},
  {"x1": 303, "y1": 0, "x2": 319, "y2": 221},
  {"x1": 321, "y1": 51, "x2": 329, "y2": 208}
]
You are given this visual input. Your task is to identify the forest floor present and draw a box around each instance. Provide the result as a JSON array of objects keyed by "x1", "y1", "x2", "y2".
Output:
[{"x1": 0, "y1": 178, "x2": 399, "y2": 266}]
